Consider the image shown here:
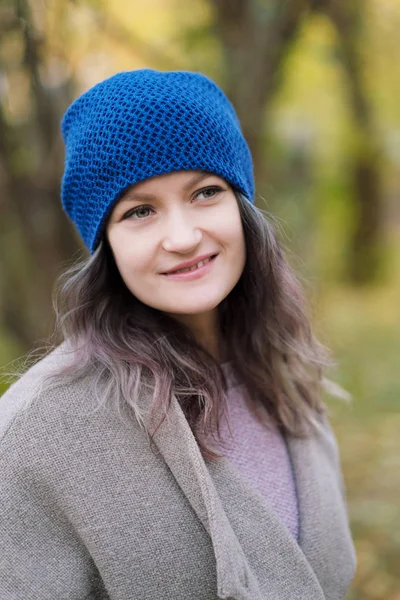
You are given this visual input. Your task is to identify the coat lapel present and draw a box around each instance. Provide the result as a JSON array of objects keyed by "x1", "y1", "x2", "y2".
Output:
[
  {"x1": 206, "y1": 452, "x2": 326, "y2": 600},
  {"x1": 286, "y1": 417, "x2": 357, "y2": 599},
  {"x1": 149, "y1": 396, "x2": 263, "y2": 600},
  {"x1": 149, "y1": 398, "x2": 354, "y2": 600}
]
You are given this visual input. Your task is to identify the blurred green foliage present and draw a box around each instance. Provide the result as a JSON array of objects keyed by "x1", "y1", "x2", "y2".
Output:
[{"x1": 319, "y1": 258, "x2": 400, "y2": 598}]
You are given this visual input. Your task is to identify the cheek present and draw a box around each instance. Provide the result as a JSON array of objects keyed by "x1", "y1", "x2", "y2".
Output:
[
  {"x1": 217, "y1": 213, "x2": 245, "y2": 257},
  {"x1": 108, "y1": 233, "x2": 153, "y2": 285},
  {"x1": 233, "y1": 229, "x2": 246, "y2": 274}
]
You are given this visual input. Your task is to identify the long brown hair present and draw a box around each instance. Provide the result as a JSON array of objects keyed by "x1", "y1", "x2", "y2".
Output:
[{"x1": 52, "y1": 192, "x2": 328, "y2": 458}]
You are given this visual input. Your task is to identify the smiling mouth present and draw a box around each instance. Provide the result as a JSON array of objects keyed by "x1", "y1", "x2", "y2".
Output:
[
  {"x1": 171, "y1": 256, "x2": 215, "y2": 274},
  {"x1": 163, "y1": 254, "x2": 217, "y2": 275}
]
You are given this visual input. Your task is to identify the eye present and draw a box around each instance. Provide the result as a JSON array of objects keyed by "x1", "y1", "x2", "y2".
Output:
[
  {"x1": 122, "y1": 205, "x2": 154, "y2": 220},
  {"x1": 195, "y1": 185, "x2": 223, "y2": 200}
]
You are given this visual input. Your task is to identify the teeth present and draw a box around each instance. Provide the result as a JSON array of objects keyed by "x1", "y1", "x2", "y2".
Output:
[{"x1": 174, "y1": 256, "x2": 212, "y2": 274}]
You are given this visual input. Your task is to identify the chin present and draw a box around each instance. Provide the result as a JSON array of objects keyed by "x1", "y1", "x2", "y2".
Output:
[
  {"x1": 160, "y1": 297, "x2": 224, "y2": 316},
  {"x1": 164, "y1": 304, "x2": 218, "y2": 316}
]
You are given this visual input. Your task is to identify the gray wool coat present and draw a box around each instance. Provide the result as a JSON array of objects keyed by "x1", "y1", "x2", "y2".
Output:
[{"x1": 0, "y1": 346, "x2": 356, "y2": 600}]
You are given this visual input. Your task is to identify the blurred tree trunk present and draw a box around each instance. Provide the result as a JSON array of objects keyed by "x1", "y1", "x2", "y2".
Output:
[
  {"x1": 210, "y1": 0, "x2": 307, "y2": 182},
  {"x1": 316, "y1": 0, "x2": 384, "y2": 283},
  {"x1": 0, "y1": 0, "x2": 80, "y2": 353},
  {"x1": 211, "y1": 0, "x2": 384, "y2": 284}
]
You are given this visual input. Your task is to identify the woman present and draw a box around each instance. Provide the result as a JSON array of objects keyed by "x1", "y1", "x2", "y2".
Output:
[{"x1": 0, "y1": 69, "x2": 355, "y2": 600}]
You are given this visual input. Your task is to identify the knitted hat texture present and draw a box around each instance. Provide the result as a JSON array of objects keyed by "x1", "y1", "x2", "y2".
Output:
[{"x1": 61, "y1": 69, "x2": 255, "y2": 252}]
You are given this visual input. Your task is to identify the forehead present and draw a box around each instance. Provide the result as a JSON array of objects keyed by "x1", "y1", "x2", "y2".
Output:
[{"x1": 122, "y1": 170, "x2": 223, "y2": 199}]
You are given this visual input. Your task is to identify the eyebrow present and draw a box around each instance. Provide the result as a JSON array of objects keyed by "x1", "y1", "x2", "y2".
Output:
[{"x1": 120, "y1": 172, "x2": 217, "y2": 204}]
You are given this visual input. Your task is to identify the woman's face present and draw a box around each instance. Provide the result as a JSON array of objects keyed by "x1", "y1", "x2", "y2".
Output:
[{"x1": 106, "y1": 170, "x2": 246, "y2": 321}]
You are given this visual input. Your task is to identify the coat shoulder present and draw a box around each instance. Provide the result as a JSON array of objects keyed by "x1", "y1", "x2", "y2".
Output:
[
  {"x1": 0, "y1": 344, "x2": 75, "y2": 441},
  {"x1": 0, "y1": 343, "x2": 144, "y2": 457}
]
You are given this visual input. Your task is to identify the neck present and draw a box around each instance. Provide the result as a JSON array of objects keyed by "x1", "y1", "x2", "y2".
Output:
[{"x1": 169, "y1": 309, "x2": 225, "y2": 362}]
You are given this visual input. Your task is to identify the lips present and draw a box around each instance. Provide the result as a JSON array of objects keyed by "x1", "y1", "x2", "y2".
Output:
[{"x1": 161, "y1": 253, "x2": 217, "y2": 275}]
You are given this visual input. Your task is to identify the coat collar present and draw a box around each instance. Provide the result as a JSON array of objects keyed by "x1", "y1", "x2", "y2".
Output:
[
  {"x1": 148, "y1": 397, "x2": 355, "y2": 600},
  {"x1": 286, "y1": 418, "x2": 356, "y2": 597}
]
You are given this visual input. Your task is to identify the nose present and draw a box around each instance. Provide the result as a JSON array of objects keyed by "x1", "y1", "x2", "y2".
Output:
[{"x1": 161, "y1": 209, "x2": 202, "y2": 254}]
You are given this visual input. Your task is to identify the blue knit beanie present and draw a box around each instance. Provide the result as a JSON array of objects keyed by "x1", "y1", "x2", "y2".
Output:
[{"x1": 61, "y1": 69, "x2": 255, "y2": 253}]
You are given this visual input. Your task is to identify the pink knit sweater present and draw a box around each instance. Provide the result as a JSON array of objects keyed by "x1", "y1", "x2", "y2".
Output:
[{"x1": 214, "y1": 363, "x2": 299, "y2": 540}]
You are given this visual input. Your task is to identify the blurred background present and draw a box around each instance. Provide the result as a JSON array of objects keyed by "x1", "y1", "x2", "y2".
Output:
[{"x1": 0, "y1": 0, "x2": 399, "y2": 597}]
